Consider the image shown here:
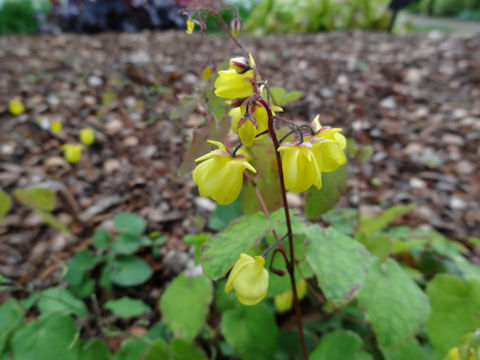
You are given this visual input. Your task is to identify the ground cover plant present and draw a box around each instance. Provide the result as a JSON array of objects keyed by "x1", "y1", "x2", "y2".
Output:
[{"x1": 1, "y1": 2, "x2": 480, "y2": 360}]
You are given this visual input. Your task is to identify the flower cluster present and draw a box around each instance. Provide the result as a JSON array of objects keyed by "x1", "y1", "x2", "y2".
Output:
[{"x1": 189, "y1": 50, "x2": 347, "y2": 306}]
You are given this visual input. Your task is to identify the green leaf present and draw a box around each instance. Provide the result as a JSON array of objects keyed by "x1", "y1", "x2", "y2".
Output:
[
  {"x1": 38, "y1": 287, "x2": 87, "y2": 318},
  {"x1": 112, "y1": 338, "x2": 149, "y2": 360},
  {"x1": 201, "y1": 209, "x2": 285, "y2": 280},
  {"x1": 113, "y1": 213, "x2": 146, "y2": 236},
  {"x1": 144, "y1": 339, "x2": 171, "y2": 360},
  {"x1": 13, "y1": 188, "x2": 56, "y2": 211},
  {"x1": 357, "y1": 259, "x2": 430, "y2": 347},
  {"x1": 240, "y1": 135, "x2": 282, "y2": 215},
  {"x1": 381, "y1": 338, "x2": 432, "y2": 360},
  {"x1": 426, "y1": 274, "x2": 480, "y2": 356},
  {"x1": 177, "y1": 112, "x2": 230, "y2": 176},
  {"x1": 220, "y1": 303, "x2": 279, "y2": 359},
  {"x1": 215, "y1": 279, "x2": 239, "y2": 313},
  {"x1": 0, "y1": 299, "x2": 23, "y2": 354},
  {"x1": 208, "y1": 197, "x2": 243, "y2": 231},
  {"x1": 64, "y1": 249, "x2": 102, "y2": 286},
  {"x1": 305, "y1": 165, "x2": 348, "y2": 218},
  {"x1": 11, "y1": 315, "x2": 78, "y2": 360},
  {"x1": 99, "y1": 264, "x2": 112, "y2": 291},
  {"x1": 110, "y1": 255, "x2": 153, "y2": 287},
  {"x1": 306, "y1": 226, "x2": 372, "y2": 306},
  {"x1": 0, "y1": 190, "x2": 11, "y2": 223},
  {"x1": 171, "y1": 339, "x2": 208, "y2": 360},
  {"x1": 282, "y1": 90, "x2": 304, "y2": 105},
  {"x1": 159, "y1": 274, "x2": 213, "y2": 341},
  {"x1": 104, "y1": 297, "x2": 151, "y2": 318},
  {"x1": 111, "y1": 233, "x2": 144, "y2": 254},
  {"x1": 69, "y1": 277, "x2": 95, "y2": 299},
  {"x1": 357, "y1": 233, "x2": 393, "y2": 262},
  {"x1": 357, "y1": 204, "x2": 416, "y2": 238},
  {"x1": 78, "y1": 339, "x2": 110, "y2": 360},
  {"x1": 93, "y1": 227, "x2": 111, "y2": 250},
  {"x1": 309, "y1": 330, "x2": 373, "y2": 360}
]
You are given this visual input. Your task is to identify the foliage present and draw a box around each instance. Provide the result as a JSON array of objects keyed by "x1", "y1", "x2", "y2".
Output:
[
  {"x1": 0, "y1": 0, "x2": 50, "y2": 35},
  {"x1": 245, "y1": 0, "x2": 393, "y2": 34}
]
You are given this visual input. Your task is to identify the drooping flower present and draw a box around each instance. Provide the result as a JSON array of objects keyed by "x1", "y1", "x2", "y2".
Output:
[
  {"x1": 79, "y1": 128, "x2": 95, "y2": 145},
  {"x1": 274, "y1": 279, "x2": 307, "y2": 312},
  {"x1": 8, "y1": 97, "x2": 25, "y2": 116},
  {"x1": 277, "y1": 141, "x2": 322, "y2": 193},
  {"x1": 193, "y1": 140, "x2": 256, "y2": 205},
  {"x1": 230, "y1": 16, "x2": 243, "y2": 37},
  {"x1": 186, "y1": 19, "x2": 195, "y2": 34},
  {"x1": 309, "y1": 115, "x2": 347, "y2": 172},
  {"x1": 229, "y1": 102, "x2": 268, "y2": 147},
  {"x1": 61, "y1": 144, "x2": 84, "y2": 164},
  {"x1": 214, "y1": 54, "x2": 256, "y2": 100},
  {"x1": 225, "y1": 253, "x2": 269, "y2": 305}
]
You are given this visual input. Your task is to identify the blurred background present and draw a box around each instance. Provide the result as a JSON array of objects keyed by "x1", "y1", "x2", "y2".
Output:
[{"x1": 0, "y1": 0, "x2": 479, "y2": 36}]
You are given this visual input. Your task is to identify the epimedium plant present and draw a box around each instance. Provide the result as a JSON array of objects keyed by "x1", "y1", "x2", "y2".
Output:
[{"x1": 2, "y1": 5, "x2": 480, "y2": 360}]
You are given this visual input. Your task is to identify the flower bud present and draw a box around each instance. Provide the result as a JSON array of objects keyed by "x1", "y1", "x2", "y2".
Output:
[
  {"x1": 274, "y1": 279, "x2": 307, "y2": 312},
  {"x1": 61, "y1": 144, "x2": 84, "y2": 164},
  {"x1": 186, "y1": 19, "x2": 195, "y2": 34},
  {"x1": 79, "y1": 128, "x2": 95, "y2": 145},
  {"x1": 202, "y1": 65, "x2": 212, "y2": 82},
  {"x1": 230, "y1": 16, "x2": 243, "y2": 37},
  {"x1": 229, "y1": 56, "x2": 250, "y2": 74},
  {"x1": 225, "y1": 253, "x2": 269, "y2": 305},
  {"x1": 230, "y1": 97, "x2": 247, "y2": 108},
  {"x1": 238, "y1": 117, "x2": 257, "y2": 147}
]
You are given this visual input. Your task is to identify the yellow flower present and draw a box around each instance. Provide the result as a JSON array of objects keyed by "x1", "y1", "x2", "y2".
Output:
[
  {"x1": 274, "y1": 279, "x2": 307, "y2": 312},
  {"x1": 50, "y1": 120, "x2": 62, "y2": 134},
  {"x1": 61, "y1": 144, "x2": 84, "y2": 164},
  {"x1": 79, "y1": 128, "x2": 95, "y2": 145},
  {"x1": 229, "y1": 103, "x2": 268, "y2": 147},
  {"x1": 277, "y1": 142, "x2": 322, "y2": 193},
  {"x1": 446, "y1": 347, "x2": 475, "y2": 360},
  {"x1": 193, "y1": 140, "x2": 256, "y2": 205},
  {"x1": 309, "y1": 115, "x2": 347, "y2": 172},
  {"x1": 186, "y1": 19, "x2": 195, "y2": 34},
  {"x1": 225, "y1": 253, "x2": 269, "y2": 305},
  {"x1": 8, "y1": 97, "x2": 25, "y2": 116},
  {"x1": 214, "y1": 54, "x2": 256, "y2": 100}
]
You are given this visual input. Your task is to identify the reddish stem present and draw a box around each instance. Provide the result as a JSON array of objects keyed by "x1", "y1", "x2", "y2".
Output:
[{"x1": 255, "y1": 96, "x2": 309, "y2": 360}]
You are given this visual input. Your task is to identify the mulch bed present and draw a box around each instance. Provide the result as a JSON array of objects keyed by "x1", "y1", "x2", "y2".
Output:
[{"x1": 0, "y1": 30, "x2": 479, "y2": 286}]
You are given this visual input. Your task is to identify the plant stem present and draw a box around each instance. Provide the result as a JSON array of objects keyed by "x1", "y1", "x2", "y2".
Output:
[{"x1": 256, "y1": 96, "x2": 309, "y2": 360}]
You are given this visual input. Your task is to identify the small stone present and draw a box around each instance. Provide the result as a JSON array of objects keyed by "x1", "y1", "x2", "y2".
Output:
[
  {"x1": 442, "y1": 133, "x2": 464, "y2": 146},
  {"x1": 123, "y1": 136, "x2": 138, "y2": 147},
  {"x1": 87, "y1": 75, "x2": 103, "y2": 87},
  {"x1": 456, "y1": 161, "x2": 474, "y2": 175},
  {"x1": 195, "y1": 197, "x2": 216, "y2": 212},
  {"x1": 104, "y1": 159, "x2": 121, "y2": 174},
  {"x1": 409, "y1": 178, "x2": 426, "y2": 189},
  {"x1": 105, "y1": 119, "x2": 123, "y2": 135},
  {"x1": 404, "y1": 68, "x2": 422, "y2": 84},
  {"x1": 450, "y1": 197, "x2": 467, "y2": 210},
  {"x1": 379, "y1": 96, "x2": 396, "y2": 110}
]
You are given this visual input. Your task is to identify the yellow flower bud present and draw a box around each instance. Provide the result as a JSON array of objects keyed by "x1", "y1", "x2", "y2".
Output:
[
  {"x1": 79, "y1": 128, "x2": 95, "y2": 145},
  {"x1": 225, "y1": 253, "x2": 269, "y2": 305},
  {"x1": 230, "y1": 16, "x2": 243, "y2": 37},
  {"x1": 8, "y1": 97, "x2": 25, "y2": 116},
  {"x1": 238, "y1": 119, "x2": 257, "y2": 147},
  {"x1": 274, "y1": 291, "x2": 293, "y2": 312},
  {"x1": 50, "y1": 120, "x2": 62, "y2": 134},
  {"x1": 277, "y1": 142, "x2": 322, "y2": 193},
  {"x1": 274, "y1": 279, "x2": 307, "y2": 312},
  {"x1": 193, "y1": 140, "x2": 256, "y2": 205},
  {"x1": 61, "y1": 144, "x2": 84, "y2": 164},
  {"x1": 229, "y1": 102, "x2": 268, "y2": 147},
  {"x1": 186, "y1": 19, "x2": 195, "y2": 34}
]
